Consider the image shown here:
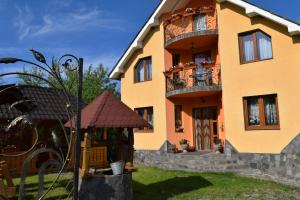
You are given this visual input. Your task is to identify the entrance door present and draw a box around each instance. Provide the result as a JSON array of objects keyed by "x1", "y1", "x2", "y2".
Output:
[{"x1": 193, "y1": 107, "x2": 217, "y2": 150}]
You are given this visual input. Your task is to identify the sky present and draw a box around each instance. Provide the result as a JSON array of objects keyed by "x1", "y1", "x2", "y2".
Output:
[{"x1": 0, "y1": 0, "x2": 299, "y2": 83}]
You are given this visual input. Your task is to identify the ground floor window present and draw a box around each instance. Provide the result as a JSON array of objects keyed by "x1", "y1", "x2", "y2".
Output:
[
  {"x1": 243, "y1": 94, "x2": 279, "y2": 130},
  {"x1": 135, "y1": 107, "x2": 153, "y2": 130},
  {"x1": 175, "y1": 105, "x2": 183, "y2": 132}
]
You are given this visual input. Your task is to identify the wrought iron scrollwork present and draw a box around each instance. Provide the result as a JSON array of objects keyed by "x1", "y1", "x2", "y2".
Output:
[{"x1": 0, "y1": 49, "x2": 83, "y2": 199}]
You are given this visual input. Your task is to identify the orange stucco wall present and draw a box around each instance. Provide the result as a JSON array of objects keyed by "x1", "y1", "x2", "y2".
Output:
[
  {"x1": 218, "y1": 2, "x2": 300, "y2": 153},
  {"x1": 121, "y1": 24, "x2": 167, "y2": 150},
  {"x1": 166, "y1": 94, "x2": 225, "y2": 148},
  {"x1": 120, "y1": 0, "x2": 300, "y2": 153}
]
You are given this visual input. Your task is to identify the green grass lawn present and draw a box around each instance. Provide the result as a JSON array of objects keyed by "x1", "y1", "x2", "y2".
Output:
[{"x1": 11, "y1": 167, "x2": 300, "y2": 200}]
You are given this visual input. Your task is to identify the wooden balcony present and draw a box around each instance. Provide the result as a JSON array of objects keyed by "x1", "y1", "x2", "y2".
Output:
[
  {"x1": 164, "y1": 63, "x2": 221, "y2": 98},
  {"x1": 164, "y1": 7, "x2": 218, "y2": 48}
]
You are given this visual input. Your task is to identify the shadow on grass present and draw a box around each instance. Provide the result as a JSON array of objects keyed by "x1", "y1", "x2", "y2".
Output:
[
  {"x1": 11, "y1": 179, "x2": 73, "y2": 200},
  {"x1": 133, "y1": 176, "x2": 212, "y2": 200}
]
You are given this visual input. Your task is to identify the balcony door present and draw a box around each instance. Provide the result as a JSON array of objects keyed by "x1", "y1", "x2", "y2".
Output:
[
  {"x1": 193, "y1": 107, "x2": 217, "y2": 151},
  {"x1": 194, "y1": 14, "x2": 207, "y2": 31},
  {"x1": 194, "y1": 52, "x2": 211, "y2": 86}
]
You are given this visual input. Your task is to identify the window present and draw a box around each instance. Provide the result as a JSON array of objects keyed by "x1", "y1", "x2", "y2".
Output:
[
  {"x1": 135, "y1": 57, "x2": 152, "y2": 82},
  {"x1": 194, "y1": 14, "x2": 207, "y2": 31},
  {"x1": 243, "y1": 94, "x2": 279, "y2": 130},
  {"x1": 175, "y1": 105, "x2": 183, "y2": 132},
  {"x1": 239, "y1": 30, "x2": 273, "y2": 63},
  {"x1": 135, "y1": 107, "x2": 154, "y2": 130}
]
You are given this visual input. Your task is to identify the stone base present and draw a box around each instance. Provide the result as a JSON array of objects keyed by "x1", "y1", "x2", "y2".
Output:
[
  {"x1": 134, "y1": 133, "x2": 300, "y2": 187},
  {"x1": 79, "y1": 173, "x2": 133, "y2": 200}
]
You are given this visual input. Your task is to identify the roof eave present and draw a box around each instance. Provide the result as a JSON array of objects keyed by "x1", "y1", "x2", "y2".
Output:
[
  {"x1": 109, "y1": 0, "x2": 168, "y2": 80},
  {"x1": 110, "y1": 0, "x2": 300, "y2": 80},
  {"x1": 217, "y1": 0, "x2": 300, "y2": 35}
]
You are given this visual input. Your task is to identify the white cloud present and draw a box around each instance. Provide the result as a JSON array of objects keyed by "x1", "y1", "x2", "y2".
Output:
[
  {"x1": 85, "y1": 53, "x2": 120, "y2": 70},
  {"x1": 13, "y1": 4, "x2": 126, "y2": 40}
]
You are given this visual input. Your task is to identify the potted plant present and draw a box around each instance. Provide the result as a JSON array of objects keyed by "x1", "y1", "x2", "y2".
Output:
[
  {"x1": 175, "y1": 79, "x2": 185, "y2": 88},
  {"x1": 184, "y1": 8, "x2": 195, "y2": 16},
  {"x1": 170, "y1": 144, "x2": 178, "y2": 153},
  {"x1": 179, "y1": 139, "x2": 189, "y2": 151},
  {"x1": 214, "y1": 139, "x2": 222, "y2": 153},
  {"x1": 187, "y1": 146, "x2": 196, "y2": 152}
]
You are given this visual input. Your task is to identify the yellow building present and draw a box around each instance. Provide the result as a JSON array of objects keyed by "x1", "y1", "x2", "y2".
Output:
[{"x1": 109, "y1": 0, "x2": 300, "y2": 155}]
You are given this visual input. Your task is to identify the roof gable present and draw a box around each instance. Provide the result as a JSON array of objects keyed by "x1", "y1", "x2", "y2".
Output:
[
  {"x1": 109, "y1": 0, "x2": 300, "y2": 79},
  {"x1": 217, "y1": 0, "x2": 300, "y2": 35},
  {"x1": 65, "y1": 91, "x2": 149, "y2": 129}
]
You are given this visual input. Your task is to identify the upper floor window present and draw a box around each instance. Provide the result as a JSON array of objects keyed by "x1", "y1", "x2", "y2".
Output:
[
  {"x1": 135, "y1": 57, "x2": 152, "y2": 83},
  {"x1": 135, "y1": 107, "x2": 154, "y2": 130},
  {"x1": 239, "y1": 30, "x2": 273, "y2": 63},
  {"x1": 194, "y1": 14, "x2": 207, "y2": 31},
  {"x1": 243, "y1": 94, "x2": 279, "y2": 130}
]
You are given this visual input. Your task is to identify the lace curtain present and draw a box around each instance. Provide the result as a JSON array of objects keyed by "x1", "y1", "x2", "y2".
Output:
[
  {"x1": 136, "y1": 61, "x2": 144, "y2": 82},
  {"x1": 264, "y1": 96, "x2": 278, "y2": 125},
  {"x1": 242, "y1": 34, "x2": 255, "y2": 62},
  {"x1": 146, "y1": 58, "x2": 152, "y2": 80},
  {"x1": 257, "y1": 31, "x2": 272, "y2": 60},
  {"x1": 194, "y1": 14, "x2": 207, "y2": 31},
  {"x1": 247, "y1": 98, "x2": 260, "y2": 126}
]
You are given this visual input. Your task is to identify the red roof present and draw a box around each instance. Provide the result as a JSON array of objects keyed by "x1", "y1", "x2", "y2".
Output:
[{"x1": 65, "y1": 91, "x2": 149, "y2": 129}]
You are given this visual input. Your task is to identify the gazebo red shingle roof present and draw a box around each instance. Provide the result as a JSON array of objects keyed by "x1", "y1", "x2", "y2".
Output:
[{"x1": 65, "y1": 91, "x2": 149, "y2": 129}]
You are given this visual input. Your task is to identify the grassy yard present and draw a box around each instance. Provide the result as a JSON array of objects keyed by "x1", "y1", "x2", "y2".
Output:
[{"x1": 11, "y1": 167, "x2": 300, "y2": 200}]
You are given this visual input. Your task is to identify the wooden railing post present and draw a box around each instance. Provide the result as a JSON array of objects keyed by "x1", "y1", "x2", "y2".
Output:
[
  {"x1": 0, "y1": 161, "x2": 16, "y2": 198},
  {"x1": 79, "y1": 133, "x2": 91, "y2": 177}
]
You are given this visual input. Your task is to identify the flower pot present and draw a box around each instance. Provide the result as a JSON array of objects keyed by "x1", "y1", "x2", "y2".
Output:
[
  {"x1": 214, "y1": 144, "x2": 221, "y2": 153},
  {"x1": 110, "y1": 161, "x2": 125, "y2": 175},
  {"x1": 180, "y1": 144, "x2": 188, "y2": 151}
]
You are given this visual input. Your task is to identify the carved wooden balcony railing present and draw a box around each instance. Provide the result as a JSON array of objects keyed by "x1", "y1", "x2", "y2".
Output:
[
  {"x1": 164, "y1": 63, "x2": 221, "y2": 97},
  {"x1": 164, "y1": 7, "x2": 218, "y2": 47}
]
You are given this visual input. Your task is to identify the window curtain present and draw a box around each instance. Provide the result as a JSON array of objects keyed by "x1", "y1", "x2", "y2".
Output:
[
  {"x1": 147, "y1": 109, "x2": 153, "y2": 127},
  {"x1": 136, "y1": 62, "x2": 144, "y2": 82},
  {"x1": 264, "y1": 97, "x2": 278, "y2": 125},
  {"x1": 242, "y1": 35, "x2": 255, "y2": 62},
  {"x1": 257, "y1": 31, "x2": 272, "y2": 60},
  {"x1": 146, "y1": 59, "x2": 152, "y2": 80},
  {"x1": 247, "y1": 98, "x2": 260, "y2": 125},
  {"x1": 194, "y1": 15, "x2": 207, "y2": 31}
]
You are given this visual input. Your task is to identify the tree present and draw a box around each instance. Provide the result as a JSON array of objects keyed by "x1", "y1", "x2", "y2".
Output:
[
  {"x1": 82, "y1": 64, "x2": 119, "y2": 102},
  {"x1": 18, "y1": 63, "x2": 119, "y2": 103},
  {"x1": 18, "y1": 66, "x2": 47, "y2": 86}
]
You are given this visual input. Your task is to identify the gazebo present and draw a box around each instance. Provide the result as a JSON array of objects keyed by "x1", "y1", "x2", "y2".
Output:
[{"x1": 65, "y1": 91, "x2": 149, "y2": 176}]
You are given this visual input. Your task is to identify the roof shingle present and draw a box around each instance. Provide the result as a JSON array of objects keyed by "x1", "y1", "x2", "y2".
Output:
[
  {"x1": 65, "y1": 91, "x2": 149, "y2": 129},
  {"x1": 0, "y1": 84, "x2": 77, "y2": 121}
]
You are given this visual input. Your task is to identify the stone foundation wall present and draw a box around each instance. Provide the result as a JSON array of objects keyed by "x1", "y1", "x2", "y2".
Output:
[
  {"x1": 224, "y1": 133, "x2": 300, "y2": 187},
  {"x1": 134, "y1": 134, "x2": 300, "y2": 187}
]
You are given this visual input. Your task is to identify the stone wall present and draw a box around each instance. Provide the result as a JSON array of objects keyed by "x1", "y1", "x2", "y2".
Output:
[
  {"x1": 79, "y1": 174, "x2": 133, "y2": 200},
  {"x1": 224, "y1": 133, "x2": 300, "y2": 186},
  {"x1": 134, "y1": 134, "x2": 300, "y2": 187}
]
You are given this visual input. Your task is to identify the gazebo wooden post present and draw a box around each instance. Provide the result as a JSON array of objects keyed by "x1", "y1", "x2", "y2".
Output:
[
  {"x1": 126, "y1": 128, "x2": 134, "y2": 168},
  {"x1": 103, "y1": 128, "x2": 108, "y2": 140},
  {"x1": 79, "y1": 132, "x2": 91, "y2": 177}
]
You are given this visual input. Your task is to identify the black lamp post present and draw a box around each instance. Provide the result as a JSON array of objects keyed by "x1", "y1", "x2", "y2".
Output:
[{"x1": 0, "y1": 50, "x2": 83, "y2": 200}]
